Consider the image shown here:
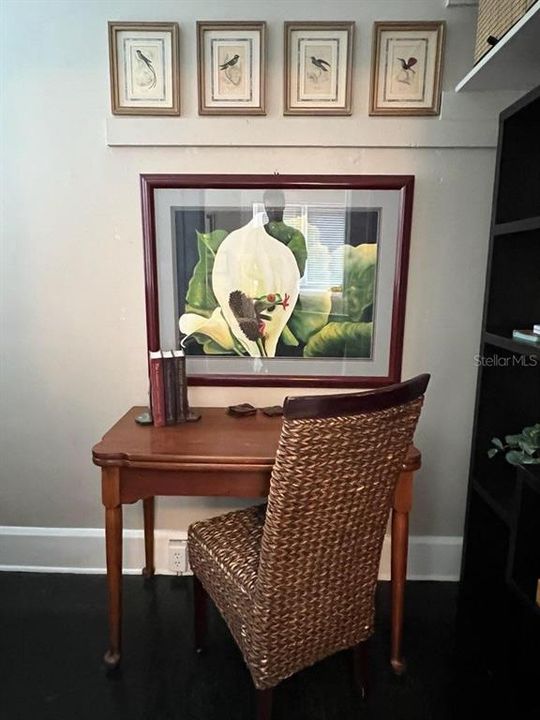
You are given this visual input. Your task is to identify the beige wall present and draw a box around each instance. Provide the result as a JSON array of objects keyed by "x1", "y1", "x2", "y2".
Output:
[{"x1": 0, "y1": 0, "x2": 516, "y2": 538}]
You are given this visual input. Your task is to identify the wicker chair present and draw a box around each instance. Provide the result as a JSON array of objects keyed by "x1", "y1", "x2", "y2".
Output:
[{"x1": 187, "y1": 374, "x2": 430, "y2": 718}]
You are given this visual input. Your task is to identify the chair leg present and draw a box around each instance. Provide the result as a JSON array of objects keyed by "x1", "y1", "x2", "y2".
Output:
[
  {"x1": 193, "y1": 574, "x2": 207, "y2": 653},
  {"x1": 256, "y1": 688, "x2": 273, "y2": 720},
  {"x1": 353, "y1": 641, "x2": 370, "y2": 700}
]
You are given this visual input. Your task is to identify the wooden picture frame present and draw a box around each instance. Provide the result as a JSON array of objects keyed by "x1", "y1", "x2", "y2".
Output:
[
  {"x1": 108, "y1": 21, "x2": 180, "y2": 116},
  {"x1": 197, "y1": 21, "x2": 266, "y2": 115},
  {"x1": 369, "y1": 21, "x2": 445, "y2": 116},
  {"x1": 284, "y1": 22, "x2": 355, "y2": 116},
  {"x1": 140, "y1": 174, "x2": 414, "y2": 388}
]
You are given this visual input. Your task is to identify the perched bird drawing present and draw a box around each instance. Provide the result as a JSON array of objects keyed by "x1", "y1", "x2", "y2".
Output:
[
  {"x1": 310, "y1": 56, "x2": 331, "y2": 72},
  {"x1": 396, "y1": 57, "x2": 417, "y2": 85},
  {"x1": 220, "y1": 54, "x2": 240, "y2": 71},
  {"x1": 136, "y1": 50, "x2": 157, "y2": 89}
]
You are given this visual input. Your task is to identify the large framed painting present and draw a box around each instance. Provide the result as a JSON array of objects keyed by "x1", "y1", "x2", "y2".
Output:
[{"x1": 141, "y1": 174, "x2": 414, "y2": 387}]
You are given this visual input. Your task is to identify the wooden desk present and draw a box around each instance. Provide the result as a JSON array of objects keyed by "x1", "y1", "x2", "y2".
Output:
[{"x1": 93, "y1": 407, "x2": 421, "y2": 673}]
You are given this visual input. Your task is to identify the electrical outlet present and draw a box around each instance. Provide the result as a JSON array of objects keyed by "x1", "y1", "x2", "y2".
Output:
[{"x1": 168, "y1": 539, "x2": 188, "y2": 574}]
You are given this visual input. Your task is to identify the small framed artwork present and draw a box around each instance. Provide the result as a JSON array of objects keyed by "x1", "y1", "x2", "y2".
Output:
[
  {"x1": 284, "y1": 22, "x2": 355, "y2": 116},
  {"x1": 197, "y1": 21, "x2": 266, "y2": 115},
  {"x1": 370, "y1": 21, "x2": 445, "y2": 116},
  {"x1": 108, "y1": 22, "x2": 180, "y2": 116},
  {"x1": 140, "y1": 173, "x2": 414, "y2": 387}
]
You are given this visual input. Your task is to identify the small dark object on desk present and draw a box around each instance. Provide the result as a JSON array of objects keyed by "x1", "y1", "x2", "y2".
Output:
[
  {"x1": 227, "y1": 403, "x2": 257, "y2": 417},
  {"x1": 135, "y1": 410, "x2": 153, "y2": 425},
  {"x1": 260, "y1": 405, "x2": 283, "y2": 417}
]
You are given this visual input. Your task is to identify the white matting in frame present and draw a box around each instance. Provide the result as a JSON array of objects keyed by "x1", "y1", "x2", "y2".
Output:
[
  {"x1": 198, "y1": 22, "x2": 266, "y2": 115},
  {"x1": 285, "y1": 22, "x2": 354, "y2": 115}
]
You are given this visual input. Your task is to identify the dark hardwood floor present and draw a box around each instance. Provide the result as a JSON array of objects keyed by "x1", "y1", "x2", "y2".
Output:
[{"x1": 0, "y1": 574, "x2": 533, "y2": 720}]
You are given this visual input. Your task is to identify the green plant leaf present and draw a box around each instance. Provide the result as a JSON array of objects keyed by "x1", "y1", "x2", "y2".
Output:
[
  {"x1": 185, "y1": 229, "x2": 228, "y2": 313},
  {"x1": 304, "y1": 321, "x2": 372, "y2": 358},
  {"x1": 288, "y1": 290, "x2": 332, "y2": 344},
  {"x1": 265, "y1": 220, "x2": 307, "y2": 276},
  {"x1": 505, "y1": 450, "x2": 528, "y2": 466},
  {"x1": 518, "y1": 440, "x2": 537, "y2": 456},
  {"x1": 487, "y1": 448, "x2": 499, "y2": 459},
  {"x1": 491, "y1": 437, "x2": 504, "y2": 450},
  {"x1": 522, "y1": 423, "x2": 540, "y2": 446}
]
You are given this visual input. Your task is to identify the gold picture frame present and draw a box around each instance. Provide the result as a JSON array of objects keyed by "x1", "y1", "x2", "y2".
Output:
[
  {"x1": 284, "y1": 21, "x2": 355, "y2": 116},
  {"x1": 108, "y1": 22, "x2": 180, "y2": 116},
  {"x1": 369, "y1": 21, "x2": 445, "y2": 117},
  {"x1": 197, "y1": 21, "x2": 266, "y2": 116}
]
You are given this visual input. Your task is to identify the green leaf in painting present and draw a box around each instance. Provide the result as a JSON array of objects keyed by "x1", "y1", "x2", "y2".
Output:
[
  {"x1": 185, "y1": 229, "x2": 228, "y2": 313},
  {"x1": 342, "y1": 244, "x2": 377, "y2": 322},
  {"x1": 288, "y1": 290, "x2": 332, "y2": 344},
  {"x1": 280, "y1": 325, "x2": 299, "y2": 347},
  {"x1": 304, "y1": 321, "x2": 373, "y2": 358},
  {"x1": 265, "y1": 220, "x2": 307, "y2": 276}
]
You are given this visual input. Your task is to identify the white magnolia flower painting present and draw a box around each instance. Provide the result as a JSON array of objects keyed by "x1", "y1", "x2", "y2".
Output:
[{"x1": 177, "y1": 198, "x2": 377, "y2": 361}]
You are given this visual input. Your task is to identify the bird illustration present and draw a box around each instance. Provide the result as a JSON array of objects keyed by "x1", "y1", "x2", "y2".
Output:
[
  {"x1": 310, "y1": 56, "x2": 331, "y2": 72},
  {"x1": 136, "y1": 50, "x2": 157, "y2": 89},
  {"x1": 220, "y1": 54, "x2": 240, "y2": 71},
  {"x1": 396, "y1": 57, "x2": 417, "y2": 85},
  {"x1": 397, "y1": 57, "x2": 417, "y2": 72}
]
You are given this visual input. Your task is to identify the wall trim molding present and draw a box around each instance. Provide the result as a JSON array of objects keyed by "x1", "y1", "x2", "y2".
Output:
[{"x1": 0, "y1": 526, "x2": 462, "y2": 581}]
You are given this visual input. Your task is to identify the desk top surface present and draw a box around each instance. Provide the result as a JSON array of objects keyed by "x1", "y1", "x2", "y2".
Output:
[
  {"x1": 93, "y1": 407, "x2": 421, "y2": 472},
  {"x1": 93, "y1": 407, "x2": 282, "y2": 468}
]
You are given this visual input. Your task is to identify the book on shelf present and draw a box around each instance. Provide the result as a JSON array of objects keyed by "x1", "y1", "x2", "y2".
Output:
[
  {"x1": 149, "y1": 351, "x2": 165, "y2": 427},
  {"x1": 149, "y1": 348, "x2": 195, "y2": 426},
  {"x1": 173, "y1": 349, "x2": 187, "y2": 423},
  {"x1": 512, "y1": 329, "x2": 540, "y2": 345},
  {"x1": 162, "y1": 350, "x2": 177, "y2": 425}
]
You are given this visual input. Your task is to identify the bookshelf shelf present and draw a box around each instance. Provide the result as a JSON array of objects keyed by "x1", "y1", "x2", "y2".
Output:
[
  {"x1": 483, "y1": 331, "x2": 540, "y2": 358},
  {"x1": 493, "y1": 215, "x2": 540, "y2": 235}
]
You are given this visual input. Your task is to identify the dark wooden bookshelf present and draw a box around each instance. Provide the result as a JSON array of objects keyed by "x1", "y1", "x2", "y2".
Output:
[{"x1": 458, "y1": 86, "x2": 540, "y2": 698}]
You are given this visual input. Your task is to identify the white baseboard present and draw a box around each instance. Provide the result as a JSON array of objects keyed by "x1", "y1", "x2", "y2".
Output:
[{"x1": 0, "y1": 526, "x2": 462, "y2": 581}]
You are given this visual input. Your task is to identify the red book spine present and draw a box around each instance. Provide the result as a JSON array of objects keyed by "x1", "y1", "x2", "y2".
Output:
[{"x1": 149, "y1": 351, "x2": 165, "y2": 427}]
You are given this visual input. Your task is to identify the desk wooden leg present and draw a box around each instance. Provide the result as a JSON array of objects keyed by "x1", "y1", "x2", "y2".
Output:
[
  {"x1": 102, "y1": 467, "x2": 122, "y2": 670},
  {"x1": 390, "y1": 470, "x2": 413, "y2": 675},
  {"x1": 142, "y1": 497, "x2": 155, "y2": 578}
]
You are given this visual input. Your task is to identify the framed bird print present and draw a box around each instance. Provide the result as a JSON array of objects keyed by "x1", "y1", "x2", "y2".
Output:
[
  {"x1": 197, "y1": 21, "x2": 266, "y2": 115},
  {"x1": 370, "y1": 21, "x2": 445, "y2": 116},
  {"x1": 284, "y1": 22, "x2": 355, "y2": 116},
  {"x1": 108, "y1": 22, "x2": 180, "y2": 116},
  {"x1": 140, "y1": 173, "x2": 415, "y2": 387}
]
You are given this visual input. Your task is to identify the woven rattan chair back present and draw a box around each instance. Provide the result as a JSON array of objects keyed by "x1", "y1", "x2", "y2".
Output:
[{"x1": 246, "y1": 374, "x2": 430, "y2": 688}]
